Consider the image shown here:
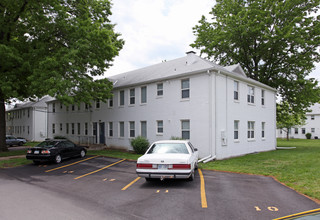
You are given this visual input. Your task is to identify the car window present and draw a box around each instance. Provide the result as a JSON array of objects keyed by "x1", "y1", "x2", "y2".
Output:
[
  {"x1": 188, "y1": 142, "x2": 195, "y2": 153},
  {"x1": 36, "y1": 141, "x2": 59, "y2": 148},
  {"x1": 64, "y1": 141, "x2": 75, "y2": 148},
  {"x1": 147, "y1": 143, "x2": 189, "y2": 154}
]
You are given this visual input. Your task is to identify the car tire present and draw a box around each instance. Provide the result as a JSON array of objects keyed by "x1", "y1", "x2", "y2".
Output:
[
  {"x1": 80, "y1": 150, "x2": 86, "y2": 158},
  {"x1": 54, "y1": 154, "x2": 62, "y2": 164},
  {"x1": 33, "y1": 160, "x2": 40, "y2": 165},
  {"x1": 188, "y1": 170, "x2": 195, "y2": 181},
  {"x1": 145, "y1": 178, "x2": 152, "y2": 182},
  {"x1": 18, "y1": 142, "x2": 23, "y2": 146}
]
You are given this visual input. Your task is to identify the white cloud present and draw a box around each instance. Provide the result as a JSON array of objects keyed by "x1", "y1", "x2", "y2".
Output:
[{"x1": 105, "y1": 0, "x2": 213, "y2": 76}]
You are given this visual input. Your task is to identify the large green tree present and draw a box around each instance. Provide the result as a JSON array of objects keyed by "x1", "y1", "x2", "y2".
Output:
[
  {"x1": 191, "y1": 0, "x2": 320, "y2": 122},
  {"x1": 0, "y1": 0, "x2": 124, "y2": 151}
]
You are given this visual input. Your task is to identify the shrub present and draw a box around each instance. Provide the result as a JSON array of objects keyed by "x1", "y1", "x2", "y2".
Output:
[
  {"x1": 306, "y1": 133, "x2": 312, "y2": 139},
  {"x1": 131, "y1": 136, "x2": 149, "y2": 154},
  {"x1": 170, "y1": 136, "x2": 183, "y2": 140},
  {"x1": 53, "y1": 135, "x2": 67, "y2": 139}
]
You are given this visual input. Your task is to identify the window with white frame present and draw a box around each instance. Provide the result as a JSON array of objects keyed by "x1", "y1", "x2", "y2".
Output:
[
  {"x1": 129, "y1": 121, "x2": 135, "y2": 138},
  {"x1": 141, "y1": 121, "x2": 147, "y2": 138},
  {"x1": 181, "y1": 120, "x2": 190, "y2": 139},
  {"x1": 302, "y1": 128, "x2": 306, "y2": 134},
  {"x1": 141, "y1": 86, "x2": 147, "y2": 104},
  {"x1": 60, "y1": 123, "x2": 63, "y2": 132},
  {"x1": 77, "y1": 123, "x2": 81, "y2": 135},
  {"x1": 247, "y1": 121, "x2": 255, "y2": 139},
  {"x1": 247, "y1": 86, "x2": 255, "y2": 104},
  {"x1": 295, "y1": 128, "x2": 299, "y2": 134},
  {"x1": 311, "y1": 115, "x2": 315, "y2": 120},
  {"x1": 52, "y1": 103, "x2": 56, "y2": 113},
  {"x1": 129, "y1": 88, "x2": 135, "y2": 105},
  {"x1": 262, "y1": 122, "x2": 265, "y2": 138},
  {"x1": 261, "y1": 90, "x2": 265, "y2": 106},
  {"x1": 109, "y1": 122, "x2": 113, "y2": 137},
  {"x1": 72, "y1": 123, "x2": 75, "y2": 135},
  {"x1": 181, "y1": 79, "x2": 190, "y2": 99},
  {"x1": 119, "y1": 90, "x2": 125, "y2": 106},
  {"x1": 96, "y1": 99, "x2": 100, "y2": 109},
  {"x1": 52, "y1": 124, "x2": 55, "y2": 134},
  {"x1": 108, "y1": 93, "x2": 113, "y2": 108},
  {"x1": 234, "y1": 120, "x2": 239, "y2": 140},
  {"x1": 85, "y1": 123, "x2": 88, "y2": 135},
  {"x1": 311, "y1": 128, "x2": 315, "y2": 133},
  {"x1": 119, "y1": 122, "x2": 124, "y2": 137},
  {"x1": 157, "y1": 120, "x2": 163, "y2": 134},
  {"x1": 66, "y1": 123, "x2": 69, "y2": 134},
  {"x1": 157, "y1": 83, "x2": 163, "y2": 97},
  {"x1": 234, "y1": 81, "x2": 239, "y2": 101}
]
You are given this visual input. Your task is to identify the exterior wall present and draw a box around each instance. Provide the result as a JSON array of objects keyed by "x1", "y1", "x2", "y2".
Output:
[{"x1": 47, "y1": 71, "x2": 276, "y2": 159}]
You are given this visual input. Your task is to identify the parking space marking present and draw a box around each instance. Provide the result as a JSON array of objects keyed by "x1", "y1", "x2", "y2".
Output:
[
  {"x1": 121, "y1": 177, "x2": 141, "y2": 191},
  {"x1": 273, "y1": 208, "x2": 320, "y2": 220},
  {"x1": 198, "y1": 169, "x2": 208, "y2": 209},
  {"x1": 45, "y1": 156, "x2": 100, "y2": 173},
  {"x1": 74, "y1": 159, "x2": 126, "y2": 180}
]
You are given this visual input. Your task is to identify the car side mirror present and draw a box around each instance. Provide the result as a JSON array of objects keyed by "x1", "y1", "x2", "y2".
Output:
[{"x1": 194, "y1": 148, "x2": 198, "y2": 152}]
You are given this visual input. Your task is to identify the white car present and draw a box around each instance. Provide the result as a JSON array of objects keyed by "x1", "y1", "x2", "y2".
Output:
[{"x1": 136, "y1": 140, "x2": 199, "y2": 181}]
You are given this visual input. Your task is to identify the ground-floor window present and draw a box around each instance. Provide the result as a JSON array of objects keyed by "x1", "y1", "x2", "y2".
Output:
[
  {"x1": 52, "y1": 124, "x2": 55, "y2": 134},
  {"x1": 157, "y1": 120, "x2": 163, "y2": 135},
  {"x1": 141, "y1": 121, "x2": 147, "y2": 138},
  {"x1": 247, "y1": 121, "x2": 255, "y2": 139},
  {"x1": 262, "y1": 122, "x2": 265, "y2": 138},
  {"x1": 181, "y1": 120, "x2": 190, "y2": 140},
  {"x1": 129, "y1": 121, "x2": 135, "y2": 138},
  {"x1": 234, "y1": 120, "x2": 239, "y2": 140},
  {"x1": 109, "y1": 122, "x2": 113, "y2": 137},
  {"x1": 119, "y1": 122, "x2": 124, "y2": 137}
]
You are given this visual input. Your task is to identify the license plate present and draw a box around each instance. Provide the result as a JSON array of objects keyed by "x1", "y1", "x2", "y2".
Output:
[
  {"x1": 158, "y1": 164, "x2": 168, "y2": 170},
  {"x1": 34, "y1": 150, "x2": 39, "y2": 154}
]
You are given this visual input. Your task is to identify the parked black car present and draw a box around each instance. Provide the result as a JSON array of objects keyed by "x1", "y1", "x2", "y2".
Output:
[{"x1": 26, "y1": 139, "x2": 87, "y2": 164}]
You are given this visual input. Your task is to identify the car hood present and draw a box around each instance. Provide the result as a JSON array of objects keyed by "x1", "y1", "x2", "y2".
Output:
[{"x1": 137, "y1": 153, "x2": 191, "y2": 164}]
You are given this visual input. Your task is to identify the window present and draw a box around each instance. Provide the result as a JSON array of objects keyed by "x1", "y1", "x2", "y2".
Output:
[
  {"x1": 52, "y1": 103, "x2": 56, "y2": 113},
  {"x1": 60, "y1": 103, "x2": 63, "y2": 109},
  {"x1": 119, "y1": 122, "x2": 124, "y2": 137},
  {"x1": 72, "y1": 123, "x2": 75, "y2": 135},
  {"x1": 234, "y1": 120, "x2": 239, "y2": 140},
  {"x1": 119, "y1": 90, "x2": 125, "y2": 106},
  {"x1": 181, "y1": 120, "x2": 190, "y2": 140},
  {"x1": 77, "y1": 123, "x2": 81, "y2": 135},
  {"x1": 85, "y1": 123, "x2": 88, "y2": 135},
  {"x1": 247, "y1": 86, "x2": 255, "y2": 104},
  {"x1": 141, "y1": 121, "x2": 147, "y2": 138},
  {"x1": 181, "y1": 79, "x2": 190, "y2": 99},
  {"x1": 52, "y1": 124, "x2": 55, "y2": 134},
  {"x1": 66, "y1": 123, "x2": 69, "y2": 134},
  {"x1": 72, "y1": 104, "x2": 75, "y2": 111},
  {"x1": 109, "y1": 122, "x2": 113, "y2": 137},
  {"x1": 60, "y1": 123, "x2": 63, "y2": 132},
  {"x1": 129, "y1": 88, "x2": 135, "y2": 105},
  {"x1": 157, "y1": 120, "x2": 163, "y2": 134},
  {"x1": 108, "y1": 93, "x2": 114, "y2": 108},
  {"x1": 261, "y1": 90, "x2": 265, "y2": 106},
  {"x1": 141, "y1": 86, "x2": 147, "y2": 104},
  {"x1": 311, "y1": 128, "x2": 315, "y2": 133},
  {"x1": 311, "y1": 115, "x2": 315, "y2": 120},
  {"x1": 129, "y1": 121, "x2": 135, "y2": 138},
  {"x1": 157, "y1": 83, "x2": 163, "y2": 96},
  {"x1": 234, "y1": 81, "x2": 239, "y2": 101},
  {"x1": 96, "y1": 99, "x2": 100, "y2": 109},
  {"x1": 302, "y1": 128, "x2": 306, "y2": 134},
  {"x1": 262, "y1": 122, "x2": 265, "y2": 138},
  {"x1": 295, "y1": 128, "x2": 299, "y2": 134},
  {"x1": 85, "y1": 103, "x2": 89, "y2": 110},
  {"x1": 247, "y1": 121, "x2": 255, "y2": 139}
]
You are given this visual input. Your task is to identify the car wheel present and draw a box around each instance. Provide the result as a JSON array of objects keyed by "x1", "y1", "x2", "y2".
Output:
[
  {"x1": 33, "y1": 160, "x2": 40, "y2": 165},
  {"x1": 145, "y1": 178, "x2": 152, "y2": 182},
  {"x1": 55, "y1": 154, "x2": 62, "y2": 164},
  {"x1": 80, "y1": 150, "x2": 86, "y2": 158},
  {"x1": 188, "y1": 170, "x2": 195, "y2": 181},
  {"x1": 18, "y1": 142, "x2": 23, "y2": 146}
]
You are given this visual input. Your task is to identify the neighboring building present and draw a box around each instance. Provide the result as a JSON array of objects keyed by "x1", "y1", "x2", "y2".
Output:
[
  {"x1": 47, "y1": 52, "x2": 277, "y2": 159},
  {"x1": 5, "y1": 96, "x2": 53, "y2": 141},
  {"x1": 277, "y1": 103, "x2": 320, "y2": 139}
]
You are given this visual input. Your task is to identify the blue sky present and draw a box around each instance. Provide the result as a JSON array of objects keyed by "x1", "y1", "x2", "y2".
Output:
[{"x1": 106, "y1": 0, "x2": 319, "y2": 81}]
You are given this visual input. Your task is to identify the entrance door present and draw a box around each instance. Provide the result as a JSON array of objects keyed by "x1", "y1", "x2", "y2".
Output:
[
  {"x1": 93, "y1": 122, "x2": 97, "y2": 144},
  {"x1": 99, "y1": 122, "x2": 105, "y2": 144}
]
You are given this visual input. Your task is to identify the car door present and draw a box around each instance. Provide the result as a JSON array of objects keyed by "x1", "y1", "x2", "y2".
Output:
[
  {"x1": 57, "y1": 142, "x2": 70, "y2": 159},
  {"x1": 63, "y1": 141, "x2": 78, "y2": 157}
]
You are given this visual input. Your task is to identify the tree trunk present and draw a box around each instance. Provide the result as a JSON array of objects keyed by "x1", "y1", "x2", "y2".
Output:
[
  {"x1": 286, "y1": 128, "x2": 290, "y2": 141},
  {"x1": 0, "y1": 95, "x2": 8, "y2": 152}
]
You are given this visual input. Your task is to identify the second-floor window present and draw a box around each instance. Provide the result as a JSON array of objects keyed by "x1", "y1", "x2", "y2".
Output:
[
  {"x1": 119, "y1": 90, "x2": 125, "y2": 106},
  {"x1": 234, "y1": 81, "x2": 239, "y2": 101},
  {"x1": 157, "y1": 83, "x2": 163, "y2": 97},
  {"x1": 247, "y1": 86, "x2": 255, "y2": 104},
  {"x1": 141, "y1": 86, "x2": 147, "y2": 104},
  {"x1": 181, "y1": 79, "x2": 190, "y2": 99},
  {"x1": 261, "y1": 90, "x2": 265, "y2": 106},
  {"x1": 129, "y1": 88, "x2": 135, "y2": 105}
]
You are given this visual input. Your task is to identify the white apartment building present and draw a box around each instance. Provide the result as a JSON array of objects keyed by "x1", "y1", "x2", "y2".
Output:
[
  {"x1": 5, "y1": 96, "x2": 53, "y2": 141},
  {"x1": 277, "y1": 103, "x2": 320, "y2": 139},
  {"x1": 46, "y1": 52, "x2": 277, "y2": 159}
]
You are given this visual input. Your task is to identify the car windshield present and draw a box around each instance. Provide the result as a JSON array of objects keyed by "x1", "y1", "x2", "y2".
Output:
[
  {"x1": 36, "y1": 141, "x2": 59, "y2": 148},
  {"x1": 147, "y1": 143, "x2": 189, "y2": 154}
]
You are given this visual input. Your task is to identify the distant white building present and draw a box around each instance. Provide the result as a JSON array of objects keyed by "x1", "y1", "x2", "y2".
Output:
[
  {"x1": 277, "y1": 103, "x2": 320, "y2": 139},
  {"x1": 5, "y1": 96, "x2": 53, "y2": 141},
  {"x1": 46, "y1": 52, "x2": 277, "y2": 159}
]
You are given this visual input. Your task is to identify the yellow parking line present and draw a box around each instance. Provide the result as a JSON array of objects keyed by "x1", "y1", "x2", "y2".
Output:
[
  {"x1": 273, "y1": 208, "x2": 320, "y2": 220},
  {"x1": 74, "y1": 159, "x2": 126, "y2": 180},
  {"x1": 122, "y1": 177, "x2": 141, "y2": 191},
  {"x1": 199, "y1": 169, "x2": 208, "y2": 208},
  {"x1": 45, "y1": 156, "x2": 100, "y2": 173}
]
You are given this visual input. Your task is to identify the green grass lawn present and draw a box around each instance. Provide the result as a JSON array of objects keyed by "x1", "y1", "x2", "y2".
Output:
[
  {"x1": 200, "y1": 139, "x2": 320, "y2": 201},
  {"x1": 0, "y1": 139, "x2": 319, "y2": 202}
]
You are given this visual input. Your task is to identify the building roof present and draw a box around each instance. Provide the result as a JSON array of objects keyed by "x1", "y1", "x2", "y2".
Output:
[
  {"x1": 108, "y1": 52, "x2": 276, "y2": 91},
  {"x1": 7, "y1": 96, "x2": 54, "y2": 111}
]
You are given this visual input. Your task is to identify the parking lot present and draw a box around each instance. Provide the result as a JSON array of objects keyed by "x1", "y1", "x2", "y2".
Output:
[{"x1": 0, "y1": 156, "x2": 319, "y2": 220}]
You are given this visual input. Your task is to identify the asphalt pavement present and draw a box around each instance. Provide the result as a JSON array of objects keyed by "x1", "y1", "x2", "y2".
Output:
[{"x1": 0, "y1": 156, "x2": 318, "y2": 220}]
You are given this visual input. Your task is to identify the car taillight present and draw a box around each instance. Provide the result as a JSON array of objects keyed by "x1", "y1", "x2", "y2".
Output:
[
  {"x1": 27, "y1": 150, "x2": 32, "y2": 154},
  {"x1": 136, "y1": 163, "x2": 154, "y2": 169},
  {"x1": 170, "y1": 164, "x2": 191, "y2": 169},
  {"x1": 41, "y1": 150, "x2": 50, "y2": 154}
]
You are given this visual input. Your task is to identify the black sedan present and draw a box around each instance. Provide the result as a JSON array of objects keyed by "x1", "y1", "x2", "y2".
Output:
[{"x1": 26, "y1": 139, "x2": 87, "y2": 164}]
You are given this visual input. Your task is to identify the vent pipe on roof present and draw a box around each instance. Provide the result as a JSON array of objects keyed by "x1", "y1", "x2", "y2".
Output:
[{"x1": 186, "y1": 51, "x2": 196, "y2": 65}]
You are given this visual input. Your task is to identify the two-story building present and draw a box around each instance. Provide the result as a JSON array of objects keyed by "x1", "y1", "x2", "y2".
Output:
[{"x1": 46, "y1": 52, "x2": 277, "y2": 159}]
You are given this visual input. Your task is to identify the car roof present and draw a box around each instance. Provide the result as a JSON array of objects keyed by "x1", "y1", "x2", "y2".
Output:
[{"x1": 153, "y1": 140, "x2": 189, "y2": 144}]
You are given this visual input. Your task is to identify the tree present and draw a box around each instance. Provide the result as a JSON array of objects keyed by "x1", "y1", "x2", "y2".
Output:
[
  {"x1": 191, "y1": 0, "x2": 320, "y2": 122},
  {"x1": 277, "y1": 101, "x2": 305, "y2": 140},
  {"x1": 0, "y1": 0, "x2": 124, "y2": 151}
]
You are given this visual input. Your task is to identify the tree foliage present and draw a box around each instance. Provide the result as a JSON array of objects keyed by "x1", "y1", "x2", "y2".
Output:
[
  {"x1": 192, "y1": 0, "x2": 320, "y2": 117},
  {"x1": 0, "y1": 0, "x2": 124, "y2": 151}
]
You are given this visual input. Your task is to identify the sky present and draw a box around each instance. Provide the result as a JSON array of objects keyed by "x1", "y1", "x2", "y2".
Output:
[{"x1": 106, "y1": 0, "x2": 320, "y2": 81}]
